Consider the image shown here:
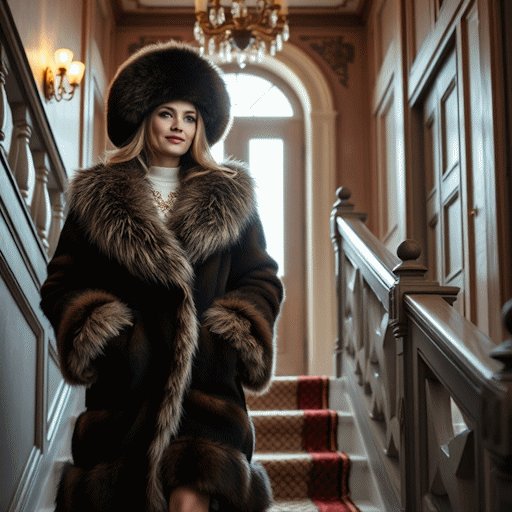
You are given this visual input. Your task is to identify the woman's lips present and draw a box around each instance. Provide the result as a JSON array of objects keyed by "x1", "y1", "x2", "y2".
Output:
[{"x1": 166, "y1": 136, "x2": 185, "y2": 143}]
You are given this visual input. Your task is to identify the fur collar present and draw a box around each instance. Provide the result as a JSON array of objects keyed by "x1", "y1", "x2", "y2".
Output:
[{"x1": 68, "y1": 159, "x2": 256, "y2": 286}]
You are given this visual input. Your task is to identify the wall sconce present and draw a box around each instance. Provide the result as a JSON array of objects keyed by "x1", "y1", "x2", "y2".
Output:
[{"x1": 44, "y1": 48, "x2": 85, "y2": 102}]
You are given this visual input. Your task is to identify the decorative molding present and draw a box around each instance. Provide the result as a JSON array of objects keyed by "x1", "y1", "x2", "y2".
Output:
[{"x1": 299, "y1": 36, "x2": 355, "y2": 88}]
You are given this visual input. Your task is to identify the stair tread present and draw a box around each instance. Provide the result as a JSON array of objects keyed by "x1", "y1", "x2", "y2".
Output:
[
  {"x1": 269, "y1": 500, "x2": 321, "y2": 511},
  {"x1": 256, "y1": 452, "x2": 313, "y2": 462}
]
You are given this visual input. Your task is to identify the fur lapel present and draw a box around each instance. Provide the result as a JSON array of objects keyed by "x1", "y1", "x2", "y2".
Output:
[
  {"x1": 68, "y1": 161, "x2": 193, "y2": 290},
  {"x1": 169, "y1": 159, "x2": 256, "y2": 264},
  {"x1": 68, "y1": 159, "x2": 256, "y2": 282}
]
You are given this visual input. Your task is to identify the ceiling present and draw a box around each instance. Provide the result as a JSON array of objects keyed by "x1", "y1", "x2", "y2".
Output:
[{"x1": 112, "y1": 0, "x2": 370, "y2": 27}]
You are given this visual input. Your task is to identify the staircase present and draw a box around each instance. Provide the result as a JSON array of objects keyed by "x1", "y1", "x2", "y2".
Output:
[
  {"x1": 36, "y1": 378, "x2": 383, "y2": 512},
  {"x1": 248, "y1": 377, "x2": 383, "y2": 512}
]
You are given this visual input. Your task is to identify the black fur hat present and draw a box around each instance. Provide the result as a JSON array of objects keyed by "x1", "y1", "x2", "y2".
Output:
[{"x1": 107, "y1": 41, "x2": 231, "y2": 147}]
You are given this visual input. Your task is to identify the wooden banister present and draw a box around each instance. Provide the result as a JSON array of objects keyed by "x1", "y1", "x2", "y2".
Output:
[{"x1": 331, "y1": 187, "x2": 512, "y2": 511}]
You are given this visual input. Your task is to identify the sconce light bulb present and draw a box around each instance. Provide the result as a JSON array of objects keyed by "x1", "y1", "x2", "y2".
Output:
[
  {"x1": 68, "y1": 61, "x2": 85, "y2": 86},
  {"x1": 54, "y1": 48, "x2": 74, "y2": 71}
]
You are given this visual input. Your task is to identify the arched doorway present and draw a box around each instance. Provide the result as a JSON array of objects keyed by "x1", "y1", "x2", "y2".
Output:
[
  {"x1": 213, "y1": 71, "x2": 306, "y2": 375},
  {"x1": 216, "y1": 45, "x2": 337, "y2": 376}
]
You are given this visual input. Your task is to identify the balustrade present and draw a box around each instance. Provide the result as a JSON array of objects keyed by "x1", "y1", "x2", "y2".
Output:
[
  {"x1": 331, "y1": 187, "x2": 512, "y2": 511},
  {"x1": 0, "y1": 41, "x2": 67, "y2": 258}
]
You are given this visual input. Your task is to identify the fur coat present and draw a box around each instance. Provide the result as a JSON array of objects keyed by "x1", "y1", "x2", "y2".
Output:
[{"x1": 40, "y1": 159, "x2": 283, "y2": 512}]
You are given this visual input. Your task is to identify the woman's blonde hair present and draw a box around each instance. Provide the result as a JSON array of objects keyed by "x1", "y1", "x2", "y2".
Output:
[{"x1": 105, "y1": 107, "x2": 234, "y2": 180}]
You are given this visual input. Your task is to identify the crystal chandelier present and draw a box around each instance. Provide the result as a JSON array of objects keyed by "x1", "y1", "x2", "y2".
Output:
[{"x1": 194, "y1": 0, "x2": 290, "y2": 68}]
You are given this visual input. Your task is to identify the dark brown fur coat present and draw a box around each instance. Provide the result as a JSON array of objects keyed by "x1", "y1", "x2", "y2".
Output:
[{"x1": 40, "y1": 159, "x2": 283, "y2": 512}]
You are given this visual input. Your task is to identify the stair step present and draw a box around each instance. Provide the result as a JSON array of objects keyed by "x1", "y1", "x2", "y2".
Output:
[
  {"x1": 248, "y1": 377, "x2": 303, "y2": 411},
  {"x1": 251, "y1": 409, "x2": 338, "y2": 454},
  {"x1": 352, "y1": 502, "x2": 382, "y2": 512},
  {"x1": 269, "y1": 500, "x2": 321, "y2": 511},
  {"x1": 252, "y1": 411, "x2": 306, "y2": 453},
  {"x1": 256, "y1": 453, "x2": 312, "y2": 500},
  {"x1": 270, "y1": 499, "x2": 379, "y2": 512}
]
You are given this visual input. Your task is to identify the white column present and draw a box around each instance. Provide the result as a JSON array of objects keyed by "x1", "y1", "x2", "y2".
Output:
[{"x1": 307, "y1": 109, "x2": 338, "y2": 376}]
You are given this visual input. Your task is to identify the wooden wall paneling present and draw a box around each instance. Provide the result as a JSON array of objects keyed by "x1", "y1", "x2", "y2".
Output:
[
  {"x1": 478, "y1": 0, "x2": 512, "y2": 341},
  {"x1": 421, "y1": 49, "x2": 466, "y2": 314},
  {"x1": 408, "y1": 0, "x2": 461, "y2": 103},
  {"x1": 0, "y1": 105, "x2": 72, "y2": 512},
  {"x1": 495, "y1": 0, "x2": 512, "y2": 317},
  {"x1": 0, "y1": 262, "x2": 43, "y2": 512},
  {"x1": 377, "y1": 0, "x2": 396, "y2": 68},
  {"x1": 411, "y1": 0, "x2": 436, "y2": 62},
  {"x1": 80, "y1": 0, "x2": 114, "y2": 167},
  {"x1": 1, "y1": 162, "x2": 74, "y2": 512},
  {"x1": 370, "y1": 0, "x2": 407, "y2": 254},
  {"x1": 407, "y1": 0, "x2": 507, "y2": 340},
  {"x1": 375, "y1": 77, "x2": 400, "y2": 249},
  {"x1": 457, "y1": 0, "x2": 495, "y2": 338},
  {"x1": 424, "y1": 98, "x2": 441, "y2": 282},
  {"x1": 1, "y1": 159, "x2": 51, "y2": 511}
]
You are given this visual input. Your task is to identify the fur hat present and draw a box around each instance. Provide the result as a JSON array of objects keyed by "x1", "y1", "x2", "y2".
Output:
[{"x1": 106, "y1": 41, "x2": 231, "y2": 147}]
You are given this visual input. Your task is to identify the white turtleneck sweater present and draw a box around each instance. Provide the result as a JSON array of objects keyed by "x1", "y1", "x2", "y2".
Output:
[{"x1": 147, "y1": 166, "x2": 180, "y2": 219}]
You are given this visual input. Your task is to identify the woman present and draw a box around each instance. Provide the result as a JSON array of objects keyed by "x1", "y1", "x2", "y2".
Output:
[{"x1": 40, "y1": 41, "x2": 283, "y2": 512}]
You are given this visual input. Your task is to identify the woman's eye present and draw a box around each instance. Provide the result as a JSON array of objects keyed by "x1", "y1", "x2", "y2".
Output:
[
  {"x1": 186, "y1": 116, "x2": 197, "y2": 123},
  {"x1": 159, "y1": 111, "x2": 172, "y2": 118}
]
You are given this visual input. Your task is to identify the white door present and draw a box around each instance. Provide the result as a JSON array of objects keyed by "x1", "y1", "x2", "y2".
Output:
[{"x1": 214, "y1": 73, "x2": 306, "y2": 375}]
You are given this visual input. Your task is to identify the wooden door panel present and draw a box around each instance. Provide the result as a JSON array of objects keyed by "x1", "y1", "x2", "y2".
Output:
[{"x1": 423, "y1": 49, "x2": 465, "y2": 312}]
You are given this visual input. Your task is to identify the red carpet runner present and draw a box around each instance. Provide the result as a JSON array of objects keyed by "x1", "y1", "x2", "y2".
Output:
[{"x1": 248, "y1": 377, "x2": 360, "y2": 512}]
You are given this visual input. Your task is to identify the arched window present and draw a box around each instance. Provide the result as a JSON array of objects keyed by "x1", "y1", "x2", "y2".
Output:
[{"x1": 223, "y1": 73, "x2": 294, "y2": 117}]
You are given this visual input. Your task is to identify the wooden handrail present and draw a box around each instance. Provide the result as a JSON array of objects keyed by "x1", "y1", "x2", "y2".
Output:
[
  {"x1": 405, "y1": 294, "x2": 500, "y2": 381},
  {"x1": 331, "y1": 187, "x2": 512, "y2": 511}
]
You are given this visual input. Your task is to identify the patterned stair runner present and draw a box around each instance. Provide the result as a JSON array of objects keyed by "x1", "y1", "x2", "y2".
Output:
[{"x1": 248, "y1": 377, "x2": 360, "y2": 512}]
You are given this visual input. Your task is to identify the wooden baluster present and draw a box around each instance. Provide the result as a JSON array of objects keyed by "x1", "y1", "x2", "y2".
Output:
[
  {"x1": 48, "y1": 190, "x2": 64, "y2": 258},
  {"x1": 8, "y1": 104, "x2": 35, "y2": 204},
  {"x1": 31, "y1": 151, "x2": 52, "y2": 251},
  {"x1": 0, "y1": 43, "x2": 13, "y2": 157}
]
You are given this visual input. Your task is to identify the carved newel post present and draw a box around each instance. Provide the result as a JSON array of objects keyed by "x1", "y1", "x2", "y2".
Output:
[
  {"x1": 330, "y1": 187, "x2": 367, "y2": 377},
  {"x1": 392, "y1": 240, "x2": 459, "y2": 511}
]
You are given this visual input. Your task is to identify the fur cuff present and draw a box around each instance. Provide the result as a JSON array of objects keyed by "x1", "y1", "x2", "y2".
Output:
[
  {"x1": 161, "y1": 437, "x2": 272, "y2": 512},
  {"x1": 204, "y1": 297, "x2": 274, "y2": 392},
  {"x1": 57, "y1": 290, "x2": 133, "y2": 385}
]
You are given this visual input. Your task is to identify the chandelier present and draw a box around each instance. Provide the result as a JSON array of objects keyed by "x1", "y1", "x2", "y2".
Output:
[{"x1": 194, "y1": 0, "x2": 290, "y2": 68}]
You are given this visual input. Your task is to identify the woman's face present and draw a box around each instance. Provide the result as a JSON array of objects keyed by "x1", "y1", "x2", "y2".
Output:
[{"x1": 148, "y1": 100, "x2": 197, "y2": 167}]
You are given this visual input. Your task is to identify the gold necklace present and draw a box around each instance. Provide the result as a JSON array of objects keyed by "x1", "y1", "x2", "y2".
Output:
[{"x1": 151, "y1": 189, "x2": 178, "y2": 212}]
